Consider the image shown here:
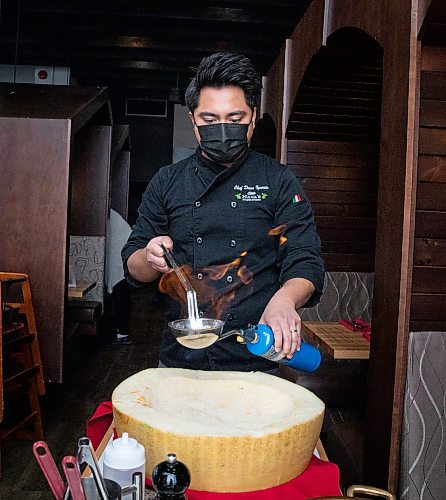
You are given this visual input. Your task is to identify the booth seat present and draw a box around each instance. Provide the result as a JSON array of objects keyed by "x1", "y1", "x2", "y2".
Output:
[
  {"x1": 280, "y1": 272, "x2": 374, "y2": 486},
  {"x1": 281, "y1": 271, "x2": 373, "y2": 406},
  {"x1": 399, "y1": 331, "x2": 446, "y2": 498}
]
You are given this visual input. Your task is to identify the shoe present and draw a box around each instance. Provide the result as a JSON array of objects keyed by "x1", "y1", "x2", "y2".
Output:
[{"x1": 113, "y1": 333, "x2": 133, "y2": 345}]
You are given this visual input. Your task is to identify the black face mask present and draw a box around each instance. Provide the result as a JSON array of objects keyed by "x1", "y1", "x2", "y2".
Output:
[{"x1": 198, "y1": 123, "x2": 249, "y2": 164}]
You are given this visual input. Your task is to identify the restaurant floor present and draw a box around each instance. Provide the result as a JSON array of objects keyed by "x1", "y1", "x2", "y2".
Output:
[{"x1": 0, "y1": 285, "x2": 363, "y2": 498}]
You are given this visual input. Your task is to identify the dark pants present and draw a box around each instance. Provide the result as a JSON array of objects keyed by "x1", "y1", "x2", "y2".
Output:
[
  {"x1": 111, "y1": 279, "x2": 132, "y2": 335},
  {"x1": 157, "y1": 360, "x2": 279, "y2": 376}
]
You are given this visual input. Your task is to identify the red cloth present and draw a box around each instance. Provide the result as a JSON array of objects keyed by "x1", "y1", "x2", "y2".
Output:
[
  {"x1": 86, "y1": 401, "x2": 117, "y2": 449},
  {"x1": 87, "y1": 402, "x2": 342, "y2": 499},
  {"x1": 339, "y1": 318, "x2": 371, "y2": 342}
]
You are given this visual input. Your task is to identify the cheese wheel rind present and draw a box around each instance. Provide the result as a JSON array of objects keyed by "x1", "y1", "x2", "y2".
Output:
[{"x1": 112, "y1": 368, "x2": 324, "y2": 493}]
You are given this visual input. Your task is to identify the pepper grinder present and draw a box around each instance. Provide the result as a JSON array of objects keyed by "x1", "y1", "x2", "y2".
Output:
[{"x1": 151, "y1": 453, "x2": 191, "y2": 499}]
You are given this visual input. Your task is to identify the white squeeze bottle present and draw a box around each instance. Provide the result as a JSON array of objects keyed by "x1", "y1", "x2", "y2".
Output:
[{"x1": 103, "y1": 432, "x2": 146, "y2": 494}]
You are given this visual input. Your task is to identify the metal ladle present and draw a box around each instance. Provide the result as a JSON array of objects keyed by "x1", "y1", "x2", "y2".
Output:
[{"x1": 161, "y1": 244, "x2": 225, "y2": 348}]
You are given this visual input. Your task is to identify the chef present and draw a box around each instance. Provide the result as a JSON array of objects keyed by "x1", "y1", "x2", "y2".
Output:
[{"x1": 122, "y1": 52, "x2": 324, "y2": 372}]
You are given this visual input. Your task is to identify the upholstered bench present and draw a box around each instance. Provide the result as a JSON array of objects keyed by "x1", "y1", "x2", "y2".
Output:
[
  {"x1": 281, "y1": 271, "x2": 374, "y2": 407},
  {"x1": 280, "y1": 271, "x2": 374, "y2": 486}
]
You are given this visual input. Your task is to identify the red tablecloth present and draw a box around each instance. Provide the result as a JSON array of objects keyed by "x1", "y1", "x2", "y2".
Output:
[{"x1": 88, "y1": 402, "x2": 342, "y2": 499}]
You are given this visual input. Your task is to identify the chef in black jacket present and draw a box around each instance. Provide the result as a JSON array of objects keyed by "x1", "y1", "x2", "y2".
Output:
[{"x1": 122, "y1": 53, "x2": 324, "y2": 372}]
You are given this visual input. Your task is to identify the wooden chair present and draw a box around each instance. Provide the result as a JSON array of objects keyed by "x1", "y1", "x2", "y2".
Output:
[{"x1": 0, "y1": 272, "x2": 45, "y2": 477}]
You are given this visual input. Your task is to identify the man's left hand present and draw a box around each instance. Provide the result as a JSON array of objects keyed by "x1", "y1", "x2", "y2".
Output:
[{"x1": 259, "y1": 278, "x2": 315, "y2": 358}]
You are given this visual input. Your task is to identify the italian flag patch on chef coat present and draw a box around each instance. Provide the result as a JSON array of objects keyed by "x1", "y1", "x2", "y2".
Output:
[{"x1": 292, "y1": 194, "x2": 302, "y2": 203}]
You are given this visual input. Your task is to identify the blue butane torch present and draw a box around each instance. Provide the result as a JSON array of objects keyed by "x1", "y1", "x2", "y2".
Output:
[{"x1": 236, "y1": 324, "x2": 321, "y2": 372}]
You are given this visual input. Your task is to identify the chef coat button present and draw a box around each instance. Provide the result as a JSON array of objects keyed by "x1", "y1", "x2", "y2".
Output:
[
  {"x1": 226, "y1": 275, "x2": 233, "y2": 283},
  {"x1": 231, "y1": 201, "x2": 237, "y2": 208},
  {"x1": 197, "y1": 273, "x2": 203, "y2": 280},
  {"x1": 194, "y1": 167, "x2": 198, "y2": 174},
  {"x1": 229, "y1": 240, "x2": 236, "y2": 247},
  {"x1": 227, "y1": 313, "x2": 234, "y2": 321},
  {"x1": 196, "y1": 237, "x2": 203, "y2": 244},
  {"x1": 195, "y1": 201, "x2": 201, "y2": 208}
]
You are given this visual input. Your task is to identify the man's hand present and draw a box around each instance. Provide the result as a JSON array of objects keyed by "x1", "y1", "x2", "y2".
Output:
[
  {"x1": 259, "y1": 293, "x2": 302, "y2": 359},
  {"x1": 127, "y1": 236, "x2": 173, "y2": 283},
  {"x1": 259, "y1": 278, "x2": 315, "y2": 358},
  {"x1": 145, "y1": 236, "x2": 174, "y2": 274}
]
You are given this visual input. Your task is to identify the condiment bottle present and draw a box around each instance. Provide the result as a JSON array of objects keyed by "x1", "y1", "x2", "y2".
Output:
[
  {"x1": 152, "y1": 453, "x2": 190, "y2": 500},
  {"x1": 237, "y1": 323, "x2": 322, "y2": 372},
  {"x1": 103, "y1": 432, "x2": 145, "y2": 494}
]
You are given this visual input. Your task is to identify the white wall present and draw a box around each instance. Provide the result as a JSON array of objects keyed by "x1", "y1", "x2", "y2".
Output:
[{"x1": 173, "y1": 104, "x2": 197, "y2": 162}]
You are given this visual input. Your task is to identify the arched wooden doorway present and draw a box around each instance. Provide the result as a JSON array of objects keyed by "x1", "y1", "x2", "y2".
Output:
[{"x1": 287, "y1": 28, "x2": 383, "y2": 274}]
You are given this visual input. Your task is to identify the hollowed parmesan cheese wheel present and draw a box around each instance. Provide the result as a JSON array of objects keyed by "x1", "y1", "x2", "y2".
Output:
[{"x1": 112, "y1": 368, "x2": 324, "y2": 493}]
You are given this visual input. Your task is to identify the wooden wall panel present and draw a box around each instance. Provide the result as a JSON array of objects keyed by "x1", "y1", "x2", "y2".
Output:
[
  {"x1": 411, "y1": 294, "x2": 446, "y2": 320},
  {"x1": 287, "y1": 0, "x2": 325, "y2": 124},
  {"x1": 421, "y1": 46, "x2": 446, "y2": 71},
  {"x1": 304, "y1": 190, "x2": 377, "y2": 205},
  {"x1": 287, "y1": 139, "x2": 378, "y2": 272},
  {"x1": 418, "y1": 127, "x2": 446, "y2": 154},
  {"x1": 415, "y1": 212, "x2": 446, "y2": 241},
  {"x1": 411, "y1": 54, "x2": 446, "y2": 331},
  {"x1": 417, "y1": 155, "x2": 446, "y2": 181},
  {"x1": 311, "y1": 202, "x2": 377, "y2": 216},
  {"x1": 419, "y1": 99, "x2": 446, "y2": 126},
  {"x1": 420, "y1": 71, "x2": 446, "y2": 99},
  {"x1": 412, "y1": 267, "x2": 446, "y2": 293},
  {"x1": 263, "y1": 44, "x2": 285, "y2": 161},
  {"x1": 414, "y1": 237, "x2": 446, "y2": 266},
  {"x1": 70, "y1": 125, "x2": 112, "y2": 236},
  {"x1": 301, "y1": 177, "x2": 377, "y2": 192},
  {"x1": 326, "y1": 0, "x2": 384, "y2": 45},
  {"x1": 0, "y1": 118, "x2": 70, "y2": 383},
  {"x1": 410, "y1": 320, "x2": 446, "y2": 331},
  {"x1": 416, "y1": 182, "x2": 446, "y2": 210}
]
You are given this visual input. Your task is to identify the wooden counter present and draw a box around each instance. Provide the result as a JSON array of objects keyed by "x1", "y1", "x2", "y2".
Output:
[
  {"x1": 301, "y1": 322, "x2": 370, "y2": 360},
  {"x1": 67, "y1": 281, "x2": 97, "y2": 299}
]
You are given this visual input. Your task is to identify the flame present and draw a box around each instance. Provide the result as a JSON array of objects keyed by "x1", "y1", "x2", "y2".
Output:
[
  {"x1": 202, "y1": 256, "x2": 241, "y2": 281},
  {"x1": 279, "y1": 236, "x2": 288, "y2": 245},
  {"x1": 212, "y1": 289, "x2": 237, "y2": 320},
  {"x1": 269, "y1": 224, "x2": 288, "y2": 245},
  {"x1": 237, "y1": 265, "x2": 253, "y2": 284},
  {"x1": 158, "y1": 251, "x2": 252, "y2": 319},
  {"x1": 159, "y1": 266, "x2": 188, "y2": 303},
  {"x1": 269, "y1": 224, "x2": 287, "y2": 236}
]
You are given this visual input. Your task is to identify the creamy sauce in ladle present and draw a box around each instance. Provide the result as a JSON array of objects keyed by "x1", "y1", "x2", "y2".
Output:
[{"x1": 176, "y1": 332, "x2": 219, "y2": 349}]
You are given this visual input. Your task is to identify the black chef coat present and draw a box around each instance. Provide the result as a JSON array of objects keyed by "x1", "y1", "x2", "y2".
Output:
[{"x1": 122, "y1": 149, "x2": 324, "y2": 371}]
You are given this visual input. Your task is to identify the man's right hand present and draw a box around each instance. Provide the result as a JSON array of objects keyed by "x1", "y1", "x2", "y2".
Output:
[
  {"x1": 127, "y1": 236, "x2": 173, "y2": 283},
  {"x1": 145, "y1": 236, "x2": 174, "y2": 274}
]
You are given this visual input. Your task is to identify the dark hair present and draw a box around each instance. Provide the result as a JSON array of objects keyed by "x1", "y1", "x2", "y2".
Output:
[{"x1": 185, "y1": 52, "x2": 262, "y2": 112}]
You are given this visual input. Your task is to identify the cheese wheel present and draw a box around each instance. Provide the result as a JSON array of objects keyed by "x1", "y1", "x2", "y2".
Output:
[{"x1": 112, "y1": 368, "x2": 324, "y2": 492}]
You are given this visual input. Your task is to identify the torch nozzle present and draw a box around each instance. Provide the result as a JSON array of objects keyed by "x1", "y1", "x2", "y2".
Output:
[{"x1": 218, "y1": 326, "x2": 259, "y2": 343}]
